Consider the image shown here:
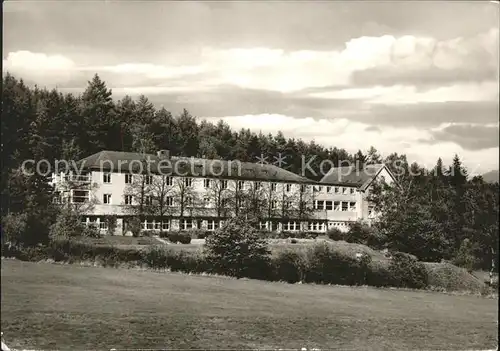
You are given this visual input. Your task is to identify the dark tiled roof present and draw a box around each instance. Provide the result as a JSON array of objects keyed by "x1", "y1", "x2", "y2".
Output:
[
  {"x1": 319, "y1": 164, "x2": 386, "y2": 189},
  {"x1": 76, "y1": 150, "x2": 314, "y2": 184}
]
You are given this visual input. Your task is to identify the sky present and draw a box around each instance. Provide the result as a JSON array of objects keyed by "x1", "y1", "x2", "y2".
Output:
[{"x1": 3, "y1": 1, "x2": 499, "y2": 174}]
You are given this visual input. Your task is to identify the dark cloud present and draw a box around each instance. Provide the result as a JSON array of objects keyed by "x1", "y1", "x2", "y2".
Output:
[
  {"x1": 111, "y1": 85, "x2": 362, "y2": 119},
  {"x1": 424, "y1": 124, "x2": 499, "y2": 150},
  {"x1": 3, "y1": 1, "x2": 498, "y2": 61}
]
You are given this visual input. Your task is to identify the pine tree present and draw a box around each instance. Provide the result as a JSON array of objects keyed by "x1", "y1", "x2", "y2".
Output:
[{"x1": 80, "y1": 74, "x2": 115, "y2": 154}]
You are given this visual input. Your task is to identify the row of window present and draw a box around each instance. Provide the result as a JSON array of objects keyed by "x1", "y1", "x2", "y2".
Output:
[
  {"x1": 258, "y1": 221, "x2": 326, "y2": 232},
  {"x1": 104, "y1": 173, "x2": 306, "y2": 192},
  {"x1": 314, "y1": 200, "x2": 357, "y2": 211},
  {"x1": 314, "y1": 186, "x2": 356, "y2": 195},
  {"x1": 82, "y1": 217, "x2": 356, "y2": 232}
]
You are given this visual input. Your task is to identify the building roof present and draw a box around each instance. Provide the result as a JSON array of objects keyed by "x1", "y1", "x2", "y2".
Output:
[
  {"x1": 75, "y1": 150, "x2": 314, "y2": 184},
  {"x1": 319, "y1": 164, "x2": 389, "y2": 190}
]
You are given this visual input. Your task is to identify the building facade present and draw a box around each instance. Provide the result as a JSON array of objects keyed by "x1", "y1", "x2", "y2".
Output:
[{"x1": 51, "y1": 150, "x2": 394, "y2": 235}]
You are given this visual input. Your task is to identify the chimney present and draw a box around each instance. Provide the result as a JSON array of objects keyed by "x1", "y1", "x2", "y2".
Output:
[{"x1": 157, "y1": 150, "x2": 170, "y2": 159}]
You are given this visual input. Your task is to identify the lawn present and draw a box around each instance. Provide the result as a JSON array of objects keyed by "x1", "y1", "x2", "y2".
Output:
[{"x1": 1, "y1": 260, "x2": 498, "y2": 350}]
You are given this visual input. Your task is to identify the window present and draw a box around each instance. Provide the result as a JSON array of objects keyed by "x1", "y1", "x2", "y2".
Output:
[
  {"x1": 145, "y1": 196, "x2": 152, "y2": 206},
  {"x1": 342, "y1": 202, "x2": 349, "y2": 211},
  {"x1": 203, "y1": 197, "x2": 211, "y2": 207},
  {"x1": 103, "y1": 194, "x2": 111, "y2": 204},
  {"x1": 99, "y1": 221, "x2": 108, "y2": 230},
  {"x1": 181, "y1": 219, "x2": 193, "y2": 230},
  {"x1": 325, "y1": 201, "x2": 333, "y2": 211},
  {"x1": 81, "y1": 218, "x2": 88, "y2": 226},
  {"x1": 315, "y1": 186, "x2": 323, "y2": 192},
  {"x1": 154, "y1": 222, "x2": 162, "y2": 230},
  {"x1": 334, "y1": 187, "x2": 340, "y2": 194},
  {"x1": 368, "y1": 205, "x2": 375, "y2": 216},
  {"x1": 185, "y1": 178, "x2": 193, "y2": 187},
  {"x1": 259, "y1": 221, "x2": 268, "y2": 230},
  {"x1": 125, "y1": 174, "x2": 133, "y2": 184},
  {"x1": 103, "y1": 173, "x2": 111, "y2": 183},
  {"x1": 271, "y1": 200, "x2": 278, "y2": 209},
  {"x1": 343, "y1": 187, "x2": 349, "y2": 194},
  {"x1": 300, "y1": 185, "x2": 307, "y2": 192},
  {"x1": 166, "y1": 176, "x2": 173, "y2": 186},
  {"x1": 124, "y1": 195, "x2": 133, "y2": 205},
  {"x1": 334, "y1": 201, "x2": 341, "y2": 211},
  {"x1": 238, "y1": 181, "x2": 245, "y2": 190},
  {"x1": 166, "y1": 196, "x2": 174, "y2": 206},
  {"x1": 285, "y1": 201, "x2": 292, "y2": 208},
  {"x1": 350, "y1": 188, "x2": 355, "y2": 194},
  {"x1": 271, "y1": 183, "x2": 277, "y2": 191},
  {"x1": 144, "y1": 221, "x2": 154, "y2": 230},
  {"x1": 162, "y1": 221, "x2": 170, "y2": 230},
  {"x1": 308, "y1": 222, "x2": 325, "y2": 232},
  {"x1": 349, "y1": 202, "x2": 357, "y2": 211},
  {"x1": 72, "y1": 190, "x2": 90, "y2": 203},
  {"x1": 255, "y1": 181, "x2": 262, "y2": 189},
  {"x1": 186, "y1": 197, "x2": 193, "y2": 207},
  {"x1": 283, "y1": 221, "x2": 299, "y2": 231},
  {"x1": 315, "y1": 200, "x2": 325, "y2": 210},
  {"x1": 221, "y1": 180, "x2": 228, "y2": 189},
  {"x1": 237, "y1": 198, "x2": 245, "y2": 209},
  {"x1": 145, "y1": 175, "x2": 153, "y2": 185},
  {"x1": 204, "y1": 179, "x2": 211, "y2": 188},
  {"x1": 286, "y1": 184, "x2": 292, "y2": 192},
  {"x1": 53, "y1": 191, "x2": 61, "y2": 204},
  {"x1": 207, "y1": 220, "x2": 220, "y2": 231},
  {"x1": 326, "y1": 186, "x2": 332, "y2": 193}
]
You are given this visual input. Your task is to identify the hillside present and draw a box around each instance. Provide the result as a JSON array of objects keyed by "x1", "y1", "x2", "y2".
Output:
[{"x1": 482, "y1": 170, "x2": 499, "y2": 183}]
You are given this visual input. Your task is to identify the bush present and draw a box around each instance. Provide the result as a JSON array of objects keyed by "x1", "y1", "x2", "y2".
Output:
[
  {"x1": 126, "y1": 217, "x2": 142, "y2": 237},
  {"x1": 389, "y1": 252, "x2": 428, "y2": 289},
  {"x1": 302, "y1": 243, "x2": 364, "y2": 285},
  {"x1": 204, "y1": 216, "x2": 271, "y2": 279},
  {"x1": 452, "y1": 238, "x2": 479, "y2": 273},
  {"x1": 141, "y1": 230, "x2": 156, "y2": 237},
  {"x1": 49, "y1": 208, "x2": 86, "y2": 240},
  {"x1": 2, "y1": 212, "x2": 28, "y2": 246},
  {"x1": 365, "y1": 230, "x2": 388, "y2": 250},
  {"x1": 188, "y1": 229, "x2": 210, "y2": 239},
  {"x1": 327, "y1": 227, "x2": 346, "y2": 241},
  {"x1": 105, "y1": 215, "x2": 118, "y2": 236},
  {"x1": 167, "y1": 231, "x2": 192, "y2": 244},
  {"x1": 346, "y1": 222, "x2": 372, "y2": 244},
  {"x1": 272, "y1": 250, "x2": 304, "y2": 283},
  {"x1": 82, "y1": 224, "x2": 100, "y2": 238},
  {"x1": 290, "y1": 238, "x2": 298, "y2": 244},
  {"x1": 142, "y1": 245, "x2": 169, "y2": 269}
]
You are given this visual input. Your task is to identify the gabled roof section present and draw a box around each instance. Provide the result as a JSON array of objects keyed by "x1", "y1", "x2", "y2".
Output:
[
  {"x1": 75, "y1": 150, "x2": 314, "y2": 184},
  {"x1": 319, "y1": 163, "x2": 393, "y2": 190}
]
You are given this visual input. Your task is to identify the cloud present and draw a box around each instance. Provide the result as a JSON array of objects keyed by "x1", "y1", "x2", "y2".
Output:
[
  {"x1": 3, "y1": 27, "x2": 498, "y2": 95},
  {"x1": 203, "y1": 113, "x2": 499, "y2": 174},
  {"x1": 351, "y1": 28, "x2": 499, "y2": 87},
  {"x1": 2, "y1": 51, "x2": 81, "y2": 84},
  {"x1": 425, "y1": 123, "x2": 500, "y2": 150}
]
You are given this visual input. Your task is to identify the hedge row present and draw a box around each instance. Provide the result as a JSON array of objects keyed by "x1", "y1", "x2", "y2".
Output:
[{"x1": 1, "y1": 240, "x2": 428, "y2": 289}]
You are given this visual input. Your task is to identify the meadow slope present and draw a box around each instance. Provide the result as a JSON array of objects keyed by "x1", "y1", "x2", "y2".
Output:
[{"x1": 1, "y1": 260, "x2": 498, "y2": 350}]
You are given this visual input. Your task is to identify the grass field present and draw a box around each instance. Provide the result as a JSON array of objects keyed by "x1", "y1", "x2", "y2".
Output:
[{"x1": 1, "y1": 260, "x2": 498, "y2": 350}]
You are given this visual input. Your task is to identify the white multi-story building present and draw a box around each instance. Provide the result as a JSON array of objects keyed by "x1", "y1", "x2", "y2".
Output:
[
  {"x1": 315, "y1": 164, "x2": 395, "y2": 232},
  {"x1": 51, "y1": 150, "x2": 395, "y2": 235}
]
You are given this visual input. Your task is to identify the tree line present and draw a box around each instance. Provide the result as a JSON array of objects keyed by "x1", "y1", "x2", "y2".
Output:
[{"x1": 1, "y1": 72, "x2": 498, "y2": 272}]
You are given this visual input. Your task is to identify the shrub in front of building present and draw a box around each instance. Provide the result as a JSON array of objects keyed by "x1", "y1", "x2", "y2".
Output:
[
  {"x1": 204, "y1": 216, "x2": 271, "y2": 279},
  {"x1": 167, "y1": 231, "x2": 192, "y2": 244},
  {"x1": 326, "y1": 227, "x2": 346, "y2": 241}
]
